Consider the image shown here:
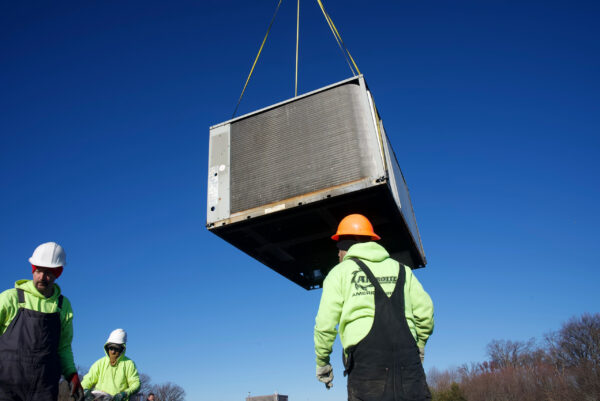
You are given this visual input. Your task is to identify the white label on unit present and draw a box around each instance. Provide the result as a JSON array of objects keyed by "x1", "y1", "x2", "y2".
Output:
[{"x1": 208, "y1": 166, "x2": 219, "y2": 208}]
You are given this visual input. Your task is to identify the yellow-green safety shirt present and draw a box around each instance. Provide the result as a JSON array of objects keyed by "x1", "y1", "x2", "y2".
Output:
[
  {"x1": 81, "y1": 343, "x2": 140, "y2": 399},
  {"x1": 0, "y1": 279, "x2": 76, "y2": 378},
  {"x1": 314, "y1": 242, "x2": 434, "y2": 367}
]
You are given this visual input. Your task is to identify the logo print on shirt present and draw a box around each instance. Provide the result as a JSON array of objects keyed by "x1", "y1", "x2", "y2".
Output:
[
  {"x1": 351, "y1": 269, "x2": 373, "y2": 291},
  {"x1": 350, "y1": 269, "x2": 398, "y2": 294}
]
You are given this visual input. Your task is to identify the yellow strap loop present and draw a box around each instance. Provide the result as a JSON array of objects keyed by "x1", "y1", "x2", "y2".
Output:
[
  {"x1": 316, "y1": 0, "x2": 361, "y2": 76},
  {"x1": 232, "y1": 0, "x2": 284, "y2": 118}
]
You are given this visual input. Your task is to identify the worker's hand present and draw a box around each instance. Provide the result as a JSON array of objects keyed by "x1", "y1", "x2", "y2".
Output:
[
  {"x1": 419, "y1": 347, "x2": 425, "y2": 363},
  {"x1": 316, "y1": 364, "x2": 334, "y2": 389},
  {"x1": 112, "y1": 391, "x2": 127, "y2": 401},
  {"x1": 69, "y1": 373, "x2": 84, "y2": 396},
  {"x1": 83, "y1": 389, "x2": 94, "y2": 401}
]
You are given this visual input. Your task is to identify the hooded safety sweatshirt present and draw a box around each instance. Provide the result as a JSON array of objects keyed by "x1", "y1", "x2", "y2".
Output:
[
  {"x1": 0, "y1": 279, "x2": 76, "y2": 377},
  {"x1": 81, "y1": 342, "x2": 140, "y2": 399},
  {"x1": 314, "y1": 242, "x2": 434, "y2": 367}
]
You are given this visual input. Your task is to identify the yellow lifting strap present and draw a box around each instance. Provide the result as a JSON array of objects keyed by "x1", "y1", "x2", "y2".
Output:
[
  {"x1": 316, "y1": 0, "x2": 361, "y2": 76},
  {"x1": 232, "y1": 0, "x2": 284, "y2": 118},
  {"x1": 232, "y1": 0, "x2": 362, "y2": 118},
  {"x1": 295, "y1": 0, "x2": 300, "y2": 97}
]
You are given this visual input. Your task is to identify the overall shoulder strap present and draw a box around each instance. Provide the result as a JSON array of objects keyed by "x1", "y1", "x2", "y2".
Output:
[
  {"x1": 17, "y1": 288, "x2": 25, "y2": 304},
  {"x1": 350, "y1": 257, "x2": 385, "y2": 295},
  {"x1": 391, "y1": 263, "x2": 406, "y2": 297},
  {"x1": 15, "y1": 288, "x2": 63, "y2": 310}
]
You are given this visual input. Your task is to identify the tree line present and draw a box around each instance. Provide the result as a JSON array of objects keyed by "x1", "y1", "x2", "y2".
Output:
[{"x1": 428, "y1": 313, "x2": 600, "y2": 401}]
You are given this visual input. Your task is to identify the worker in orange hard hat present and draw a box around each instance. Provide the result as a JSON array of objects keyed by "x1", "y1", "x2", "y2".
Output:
[{"x1": 314, "y1": 214, "x2": 434, "y2": 400}]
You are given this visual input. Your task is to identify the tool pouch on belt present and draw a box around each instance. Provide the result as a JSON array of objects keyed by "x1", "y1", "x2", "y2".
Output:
[{"x1": 343, "y1": 347, "x2": 355, "y2": 376}]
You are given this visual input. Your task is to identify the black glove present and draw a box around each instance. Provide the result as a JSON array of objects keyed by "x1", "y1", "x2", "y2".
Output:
[{"x1": 112, "y1": 392, "x2": 127, "y2": 401}]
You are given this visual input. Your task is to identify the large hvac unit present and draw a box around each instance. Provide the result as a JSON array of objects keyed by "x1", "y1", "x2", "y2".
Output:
[{"x1": 207, "y1": 75, "x2": 426, "y2": 290}]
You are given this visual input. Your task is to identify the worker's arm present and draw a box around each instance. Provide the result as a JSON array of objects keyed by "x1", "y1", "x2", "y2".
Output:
[
  {"x1": 81, "y1": 360, "x2": 101, "y2": 389},
  {"x1": 314, "y1": 266, "x2": 343, "y2": 368},
  {"x1": 124, "y1": 360, "x2": 141, "y2": 397},
  {"x1": 406, "y1": 269, "x2": 434, "y2": 348},
  {"x1": 58, "y1": 297, "x2": 77, "y2": 378},
  {"x1": 0, "y1": 289, "x2": 18, "y2": 335}
]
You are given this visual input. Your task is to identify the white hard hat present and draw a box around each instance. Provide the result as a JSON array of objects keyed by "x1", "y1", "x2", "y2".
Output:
[
  {"x1": 107, "y1": 328, "x2": 127, "y2": 345},
  {"x1": 29, "y1": 242, "x2": 66, "y2": 268}
]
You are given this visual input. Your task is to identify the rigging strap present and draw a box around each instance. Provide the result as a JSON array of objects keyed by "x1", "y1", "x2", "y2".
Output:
[
  {"x1": 232, "y1": 0, "x2": 284, "y2": 118},
  {"x1": 316, "y1": 0, "x2": 361, "y2": 76}
]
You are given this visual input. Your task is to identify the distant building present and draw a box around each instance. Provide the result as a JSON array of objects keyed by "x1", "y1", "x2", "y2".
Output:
[{"x1": 246, "y1": 393, "x2": 288, "y2": 401}]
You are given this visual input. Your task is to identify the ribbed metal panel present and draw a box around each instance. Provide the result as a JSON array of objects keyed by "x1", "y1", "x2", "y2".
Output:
[{"x1": 229, "y1": 83, "x2": 375, "y2": 213}]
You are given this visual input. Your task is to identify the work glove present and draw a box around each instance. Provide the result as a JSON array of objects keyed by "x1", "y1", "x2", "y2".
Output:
[
  {"x1": 69, "y1": 373, "x2": 84, "y2": 398},
  {"x1": 112, "y1": 391, "x2": 127, "y2": 401},
  {"x1": 419, "y1": 347, "x2": 425, "y2": 363},
  {"x1": 316, "y1": 364, "x2": 334, "y2": 389}
]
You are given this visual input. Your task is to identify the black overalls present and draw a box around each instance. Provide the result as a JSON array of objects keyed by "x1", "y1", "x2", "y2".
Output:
[
  {"x1": 0, "y1": 289, "x2": 63, "y2": 401},
  {"x1": 344, "y1": 258, "x2": 431, "y2": 401}
]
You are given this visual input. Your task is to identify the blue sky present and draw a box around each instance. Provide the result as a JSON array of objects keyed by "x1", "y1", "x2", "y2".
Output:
[{"x1": 1, "y1": 1, "x2": 599, "y2": 400}]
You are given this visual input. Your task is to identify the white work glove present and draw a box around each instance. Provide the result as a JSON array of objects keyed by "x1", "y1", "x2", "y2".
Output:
[
  {"x1": 316, "y1": 364, "x2": 334, "y2": 389},
  {"x1": 419, "y1": 347, "x2": 425, "y2": 363}
]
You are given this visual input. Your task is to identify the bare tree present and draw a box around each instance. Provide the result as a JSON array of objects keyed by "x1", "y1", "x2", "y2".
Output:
[
  {"x1": 442, "y1": 314, "x2": 600, "y2": 401},
  {"x1": 546, "y1": 313, "x2": 600, "y2": 369},
  {"x1": 151, "y1": 382, "x2": 185, "y2": 401},
  {"x1": 545, "y1": 313, "x2": 600, "y2": 399},
  {"x1": 428, "y1": 366, "x2": 461, "y2": 393},
  {"x1": 138, "y1": 373, "x2": 153, "y2": 396},
  {"x1": 486, "y1": 338, "x2": 537, "y2": 369}
]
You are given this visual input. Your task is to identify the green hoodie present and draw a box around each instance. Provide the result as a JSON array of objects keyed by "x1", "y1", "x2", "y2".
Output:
[
  {"x1": 81, "y1": 342, "x2": 140, "y2": 399},
  {"x1": 0, "y1": 280, "x2": 76, "y2": 377},
  {"x1": 314, "y1": 242, "x2": 434, "y2": 367}
]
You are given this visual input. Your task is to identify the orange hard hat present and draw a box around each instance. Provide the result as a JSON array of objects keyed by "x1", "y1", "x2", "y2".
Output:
[{"x1": 331, "y1": 214, "x2": 381, "y2": 241}]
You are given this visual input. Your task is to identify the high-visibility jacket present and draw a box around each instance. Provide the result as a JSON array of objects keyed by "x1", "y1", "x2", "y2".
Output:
[
  {"x1": 0, "y1": 279, "x2": 76, "y2": 377},
  {"x1": 314, "y1": 242, "x2": 434, "y2": 367},
  {"x1": 82, "y1": 343, "x2": 140, "y2": 399}
]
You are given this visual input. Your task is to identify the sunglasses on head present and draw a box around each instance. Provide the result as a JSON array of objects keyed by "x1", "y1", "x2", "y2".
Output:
[{"x1": 108, "y1": 346, "x2": 123, "y2": 353}]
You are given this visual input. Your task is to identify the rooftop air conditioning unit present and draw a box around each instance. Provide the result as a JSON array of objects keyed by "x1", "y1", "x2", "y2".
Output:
[{"x1": 207, "y1": 75, "x2": 426, "y2": 290}]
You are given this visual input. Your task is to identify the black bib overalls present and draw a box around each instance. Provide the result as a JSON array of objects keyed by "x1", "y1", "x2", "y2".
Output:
[
  {"x1": 0, "y1": 289, "x2": 63, "y2": 401},
  {"x1": 344, "y1": 258, "x2": 431, "y2": 401}
]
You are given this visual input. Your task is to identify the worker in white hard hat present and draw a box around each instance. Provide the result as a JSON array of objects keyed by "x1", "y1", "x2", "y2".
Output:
[
  {"x1": 0, "y1": 242, "x2": 83, "y2": 400},
  {"x1": 82, "y1": 328, "x2": 141, "y2": 401},
  {"x1": 314, "y1": 214, "x2": 434, "y2": 400}
]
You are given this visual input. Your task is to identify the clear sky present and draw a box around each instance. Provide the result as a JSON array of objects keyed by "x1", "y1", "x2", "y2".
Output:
[{"x1": 1, "y1": 1, "x2": 599, "y2": 400}]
